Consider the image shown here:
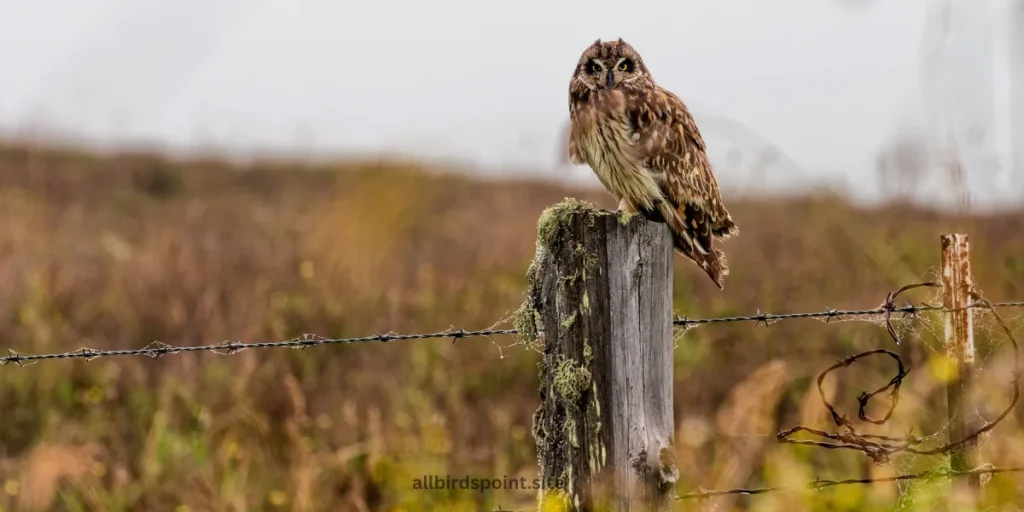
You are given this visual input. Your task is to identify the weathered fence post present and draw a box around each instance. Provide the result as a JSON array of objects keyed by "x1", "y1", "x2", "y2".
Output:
[
  {"x1": 940, "y1": 234, "x2": 980, "y2": 495},
  {"x1": 519, "y1": 199, "x2": 678, "y2": 511}
]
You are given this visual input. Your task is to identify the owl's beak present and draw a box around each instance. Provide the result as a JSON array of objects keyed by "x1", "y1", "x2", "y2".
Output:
[{"x1": 605, "y1": 70, "x2": 615, "y2": 88}]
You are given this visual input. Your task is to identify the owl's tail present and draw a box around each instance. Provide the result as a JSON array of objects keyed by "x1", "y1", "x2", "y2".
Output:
[
  {"x1": 671, "y1": 231, "x2": 729, "y2": 289},
  {"x1": 639, "y1": 200, "x2": 730, "y2": 289},
  {"x1": 653, "y1": 203, "x2": 728, "y2": 289}
]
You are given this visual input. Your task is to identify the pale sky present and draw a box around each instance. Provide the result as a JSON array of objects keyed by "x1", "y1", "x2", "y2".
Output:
[{"x1": 0, "y1": 0, "x2": 1020, "y2": 208}]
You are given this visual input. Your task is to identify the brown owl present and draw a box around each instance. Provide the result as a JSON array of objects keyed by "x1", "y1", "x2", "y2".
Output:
[{"x1": 568, "y1": 38, "x2": 739, "y2": 289}]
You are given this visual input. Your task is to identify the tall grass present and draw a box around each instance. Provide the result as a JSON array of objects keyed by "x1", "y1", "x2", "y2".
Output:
[{"x1": 0, "y1": 142, "x2": 1022, "y2": 511}]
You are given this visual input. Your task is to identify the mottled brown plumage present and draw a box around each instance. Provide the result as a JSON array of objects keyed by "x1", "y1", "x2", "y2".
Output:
[{"x1": 567, "y1": 38, "x2": 739, "y2": 289}]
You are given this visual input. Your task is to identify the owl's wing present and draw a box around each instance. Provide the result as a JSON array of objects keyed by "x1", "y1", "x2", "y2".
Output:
[
  {"x1": 568, "y1": 126, "x2": 585, "y2": 165},
  {"x1": 626, "y1": 85, "x2": 738, "y2": 252}
]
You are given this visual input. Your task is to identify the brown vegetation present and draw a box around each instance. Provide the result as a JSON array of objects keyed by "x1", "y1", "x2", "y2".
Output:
[{"x1": 0, "y1": 141, "x2": 1022, "y2": 511}]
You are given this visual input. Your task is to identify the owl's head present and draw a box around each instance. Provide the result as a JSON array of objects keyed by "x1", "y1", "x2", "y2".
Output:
[{"x1": 571, "y1": 38, "x2": 652, "y2": 92}]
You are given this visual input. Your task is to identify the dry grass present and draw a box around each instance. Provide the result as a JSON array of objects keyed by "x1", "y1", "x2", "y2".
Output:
[{"x1": 0, "y1": 141, "x2": 1023, "y2": 511}]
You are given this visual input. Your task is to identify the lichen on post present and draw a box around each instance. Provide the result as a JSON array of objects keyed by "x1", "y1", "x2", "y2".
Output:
[{"x1": 522, "y1": 198, "x2": 678, "y2": 511}]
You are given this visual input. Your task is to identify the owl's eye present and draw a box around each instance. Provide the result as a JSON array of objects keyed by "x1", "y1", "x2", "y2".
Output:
[
  {"x1": 588, "y1": 61, "x2": 602, "y2": 73},
  {"x1": 618, "y1": 60, "x2": 633, "y2": 72}
]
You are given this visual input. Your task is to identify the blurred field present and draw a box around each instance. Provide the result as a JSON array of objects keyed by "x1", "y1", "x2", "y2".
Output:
[{"x1": 0, "y1": 140, "x2": 1023, "y2": 512}]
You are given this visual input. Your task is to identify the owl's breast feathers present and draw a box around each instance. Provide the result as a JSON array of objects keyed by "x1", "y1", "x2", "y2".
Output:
[{"x1": 569, "y1": 88, "x2": 666, "y2": 214}]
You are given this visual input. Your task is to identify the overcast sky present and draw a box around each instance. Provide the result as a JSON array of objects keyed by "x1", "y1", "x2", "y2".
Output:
[{"x1": 0, "y1": 0, "x2": 1020, "y2": 208}]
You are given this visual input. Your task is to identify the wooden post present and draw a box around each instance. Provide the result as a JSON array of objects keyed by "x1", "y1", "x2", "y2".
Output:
[
  {"x1": 940, "y1": 234, "x2": 980, "y2": 494},
  {"x1": 523, "y1": 199, "x2": 678, "y2": 511}
]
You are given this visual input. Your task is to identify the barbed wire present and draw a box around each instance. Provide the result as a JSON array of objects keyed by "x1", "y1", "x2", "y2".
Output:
[
  {"x1": 673, "y1": 298, "x2": 1024, "y2": 328},
  {"x1": 675, "y1": 466, "x2": 1024, "y2": 500},
  {"x1": 1, "y1": 296, "x2": 1021, "y2": 367},
  {"x1": 776, "y1": 282, "x2": 1021, "y2": 464},
  {"x1": 0, "y1": 328, "x2": 517, "y2": 366}
]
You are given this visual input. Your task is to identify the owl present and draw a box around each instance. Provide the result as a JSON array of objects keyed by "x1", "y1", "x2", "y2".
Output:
[{"x1": 567, "y1": 38, "x2": 739, "y2": 289}]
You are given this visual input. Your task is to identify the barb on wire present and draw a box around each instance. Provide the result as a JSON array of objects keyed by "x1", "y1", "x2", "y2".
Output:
[
  {"x1": 676, "y1": 466, "x2": 1024, "y2": 500},
  {"x1": 776, "y1": 283, "x2": 1022, "y2": 465},
  {"x1": 882, "y1": 282, "x2": 941, "y2": 344}
]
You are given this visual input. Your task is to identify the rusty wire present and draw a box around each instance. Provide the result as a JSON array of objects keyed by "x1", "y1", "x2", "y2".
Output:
[{"x1": 776, "y1": 282, "x2": 1021, "y2": 465}]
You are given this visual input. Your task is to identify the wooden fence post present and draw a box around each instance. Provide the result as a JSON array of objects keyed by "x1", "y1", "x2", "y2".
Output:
[
  {"x1": 940, "y1": 234, "x2": 980, "y2": 495},
  {"x1": 521, "y1": 199, "x2": 678, "y2": 511}
]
